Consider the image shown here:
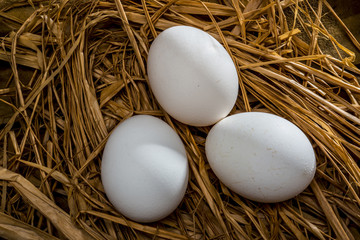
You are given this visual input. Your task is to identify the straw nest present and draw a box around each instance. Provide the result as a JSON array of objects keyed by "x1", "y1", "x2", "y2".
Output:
[{"x1": 0, "y1": 0, "x2": 359, "y2": 239}]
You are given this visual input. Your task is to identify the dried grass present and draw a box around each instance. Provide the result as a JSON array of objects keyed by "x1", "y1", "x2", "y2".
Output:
[{"x1": 0, "y1": 0, "x2": 359, "y2": 239}]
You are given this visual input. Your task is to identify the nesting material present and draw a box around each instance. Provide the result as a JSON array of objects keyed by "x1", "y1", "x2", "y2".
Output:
[{"x1": 0, "y1": 0, "x2": 359, "y2": 239}]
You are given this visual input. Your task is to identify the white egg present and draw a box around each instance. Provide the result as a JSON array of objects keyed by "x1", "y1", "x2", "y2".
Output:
[
  {"x1": 101, "y1": 115, "x2": 189, "y2": 222},
  {"x1": 205, "y1": 112, "x2": 316, "y2": 203},
  {"x1": 147, "y1": 26, "x2": 238, "y2": 126}
]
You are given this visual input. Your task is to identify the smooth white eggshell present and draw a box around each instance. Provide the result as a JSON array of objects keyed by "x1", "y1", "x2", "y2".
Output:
[
  {"x1": 205, "y1": 112, "x2": 316, "y2": 203},
  {"x1": 101, "y1": 115, "x2": 189, "y2": 222},
  {"x1": 147, "y1": 26, "x2": 238, "y2": 126}
]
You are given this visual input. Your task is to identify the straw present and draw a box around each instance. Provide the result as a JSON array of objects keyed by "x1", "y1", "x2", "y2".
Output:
[{"x1": 0, "y1": 0, "x2": 359, "y2": 239}]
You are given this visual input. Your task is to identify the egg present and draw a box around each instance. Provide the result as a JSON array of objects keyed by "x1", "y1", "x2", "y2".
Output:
[
  {"x1": 205, "y1": 112, "x2": 316, "y2": 203},
  {"x1": 147, "y1": 26, "x2": 238, "y2": 126},
  {"x1": 101, "y1": 115, "x2": 189, "y2": 222}
]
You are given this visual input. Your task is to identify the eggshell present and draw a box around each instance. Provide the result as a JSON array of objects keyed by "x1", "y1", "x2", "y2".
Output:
[
  {"x1": 101, "y1": 115, "x2": 189, "y2": 222},
  {"x1": 205, "y1": 112, "x2": 316, "y2": 203},
  {"x1": 147, "y1": 26, "x2": 238, "y2": 126}
]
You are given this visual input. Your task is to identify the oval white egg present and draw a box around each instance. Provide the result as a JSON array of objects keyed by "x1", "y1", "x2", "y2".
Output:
[
  {"x1": 205, "y1": 112, "x2": 316, "y2": 203},
  {"x1": 101, "y1": 115, "x2": 189, "y2": 222},
  {"x1": 147, "y1": 26, "x2": 238, "y2": 126}
]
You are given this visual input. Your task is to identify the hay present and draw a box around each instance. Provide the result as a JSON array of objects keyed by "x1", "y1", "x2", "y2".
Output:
[{"x1": 0, "y1": 0, "x2": 359, "y2": 239}]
